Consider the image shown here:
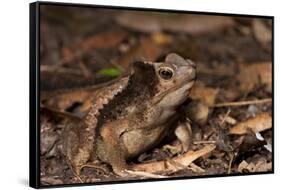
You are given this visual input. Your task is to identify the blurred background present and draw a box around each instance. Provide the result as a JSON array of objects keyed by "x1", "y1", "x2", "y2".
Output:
[{"x1": 40, "y1": 5, "x2": 272, "y2": 92}]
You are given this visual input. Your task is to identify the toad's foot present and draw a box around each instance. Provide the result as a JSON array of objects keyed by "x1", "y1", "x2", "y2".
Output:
[
  {"x1": 80, "y1": 162, "x2": 108, "y2": 174},
  {"x1": 112, "y1": 168, "x2": 131, "y2": 177},
  {"x1": 68, "y1": 165, "x2": 84, "y2": 183},
  {"x1": 65, "y1": 158, "x2": 84, "y2": 183}
]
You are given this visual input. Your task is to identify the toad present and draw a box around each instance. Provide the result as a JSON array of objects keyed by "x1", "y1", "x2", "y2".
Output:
[{"x1": 62, "y1": 53, "x2": 196, "y2": 177}]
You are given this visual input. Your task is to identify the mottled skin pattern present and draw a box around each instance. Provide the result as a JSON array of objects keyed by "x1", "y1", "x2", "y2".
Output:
[
  {"x1": 62, "y1": 78, "x2": 129, "y2": 174},
  {"x1": 62, "y1": 53, "x2": 196, "y2": 177}
]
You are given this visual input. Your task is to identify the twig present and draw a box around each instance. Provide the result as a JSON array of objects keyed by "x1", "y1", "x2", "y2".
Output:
[
  {"x1": 78, "y1": 60, "x2": 93, "y2": 78},
  {"x1": 228, "y1": 153, "x2": 234, "y2": 174},
  {"x1": 125, "y1": 170, "x2": 168, "y2": 179},
  {"x1": 188, "y1": 163, "x2": 205, "y2": 173},
  {"x1": 40, "y1": 64, "x2": 83, "y2": 75},
  {"x1": 213, "y1": 98, "x2": 272, "y2": 108},
  {"x1": 193, "y1": 141, "x2": 217, "y2": 145},
  {"x1": 41, "y1": 106, "x2": 79, "y2": 120},
  {"x1": 219, "y1": 109, "x2": 231, "y2": 126}
]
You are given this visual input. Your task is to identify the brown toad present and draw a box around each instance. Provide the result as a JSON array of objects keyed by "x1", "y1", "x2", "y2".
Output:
[{"x1": 62, "y1": 53, "x2": 196, "y2": 177}]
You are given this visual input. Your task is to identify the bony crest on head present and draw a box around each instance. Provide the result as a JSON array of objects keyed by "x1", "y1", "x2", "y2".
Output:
[
  {"x1": 132, "y1": 61, "x2": 156, "y2": 79},
  {"x1": 165, "y1": 53, "x2": 189, "y2": 66}
]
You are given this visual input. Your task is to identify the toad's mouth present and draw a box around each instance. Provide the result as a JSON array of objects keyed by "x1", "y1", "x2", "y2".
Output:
[{"x1": 152, "y1": 77, "x2": 196, "y2": 105}]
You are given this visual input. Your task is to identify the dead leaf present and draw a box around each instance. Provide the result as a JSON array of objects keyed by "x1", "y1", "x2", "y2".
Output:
[
  {"x1": 42, "y1": 77, "x2": 130, "y2": 114},
  {"x1": 224, "y1": 116, "x2": 237, "y2": 125},
  {"x1": 41, "y1": 177, "x2": 63, "y2": 185},
  {"x1": 132, "y1": 144, "x2": 216, "y2": 173},
  {"x1": 191, "y1": 85, "x2": 219, "y2": 106},
  {"x1": 151, "y1": 32, "x2": 172, "y2": 45},
  {"x1": 252, "y1": 19, "x2": 272, "y2": 44},
  {"x1": 57, "y1": 31, "x2": 128, "y2": 66},
  {"x1": 185, "y1": 100, "x2": 209, "y2": 126},
  {"x1": 40, "y1": 115, "x2": 60, "y2": 156},
  {"x1": 264, "y1": 142, "x2": 272, "y2": 152},
  {"x1": 238, "y1": 160, "x2": 272, "y2": 173},
  {"x1": 238, "y1": 62, "x2": 272, "y2": 92},
  {"x1": 42, "y1": 88, "x2": 95, "y2": 112},
  {"x1": 80, "y1": 31, "x2": 128, "y2": 50},
  {"x1": 116, "y1": 12, "x2": 234, "y2": 35},
  {"x1": 116, "y1": 12, "x2": 161, "y2": 33},
  {"x1": 115, "y1": 37, "x2": 163, "y2": 70},
  {"x1": 186, "y1": 85, "x2": 218, "y2": 125},
  {"x1": 161, "y1": 15, "x2": 235, "y2": 35},
  {"x1": 229, "y1": 112, "x2": 272, "y2": 135},
  {"x1": 197, "y1": 62, "x2": 236, "y2": 77}
]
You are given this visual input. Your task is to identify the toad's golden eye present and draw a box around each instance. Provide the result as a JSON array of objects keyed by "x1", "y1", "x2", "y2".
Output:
[{"x1": 158, "y1": 67, "x2": 174, "y2": 80}]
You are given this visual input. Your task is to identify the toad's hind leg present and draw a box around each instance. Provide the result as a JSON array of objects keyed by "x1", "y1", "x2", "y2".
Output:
[
  {"x1": 65, "y1": 157, "x2": 84, "y2": 183},
  {"x1": 62, "y1": 121, "x2": 94, "y2": 182}
]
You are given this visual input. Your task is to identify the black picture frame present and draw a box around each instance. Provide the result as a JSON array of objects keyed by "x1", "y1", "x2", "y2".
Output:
[{"x1": 30, "y1": 1, "x2": 274, "y2": 188}]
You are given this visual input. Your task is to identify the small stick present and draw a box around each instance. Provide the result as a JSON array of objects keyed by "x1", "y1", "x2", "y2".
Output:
[
  {"x1": 78, "y1": 61, "x2": 92, "y2": 79},
  {"x1": 188, "y1": 163, "x2": 205, "y2": 173},
  {"x1": 213, "y1": 98, "x2": 272, "y2": 108},
  {"x1": 125, "y1": 170, "x2": 168, "y2": 179},
  {"x1": 219, "y1": 109, "x2": 231, "y2": 126},
  {"x1": 193, "y1": 141, "x2": 217, "y2": 145},
  {"x1": 228, "y1": 153, "x2": 234, "y2": 174}
]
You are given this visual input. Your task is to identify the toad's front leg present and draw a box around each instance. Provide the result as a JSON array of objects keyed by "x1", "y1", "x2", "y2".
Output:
[{"x1": 97, "y1": 120, "x2": 131, "y2": 177}]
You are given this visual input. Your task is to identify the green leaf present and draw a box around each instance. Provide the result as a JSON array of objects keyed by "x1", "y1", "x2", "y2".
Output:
[{"x1": 97, "y1": 68, "x2": 121, "y2": 77}]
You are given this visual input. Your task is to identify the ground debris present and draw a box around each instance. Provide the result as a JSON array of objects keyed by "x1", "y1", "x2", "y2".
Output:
[
  {"x1": 133, "y1": 144, "x2": 216, "y2": 174},
  {"x1": 238, "y1": 62, "x2": 272, "y2": 93},
  {"x1": 229, "y1": 112, "x2": 272, "y2": 135},
  {"x1": 40, "y1": 7, "x2": 272, "y2": 185}
]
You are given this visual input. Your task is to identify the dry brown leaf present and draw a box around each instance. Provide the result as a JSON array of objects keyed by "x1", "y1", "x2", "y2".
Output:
[
  {"x1": 238, "y1": 62, "x2": 272, "y2": 92},
  {"x1": 116, "y1": 12, "x2": 161, "y2": 33},
  {"x1": 132, "y1": 144, "x2": 216, "y2": 173},
  {"x1": 43, "y1": 88, "x2": 95, "y2": 112},
  {"x1": 197, "y1": 62, "x2": 236, "y2": 77},
  {"x1": 117, "y1": 13, "x2": 234, "y2": 35},
  {"x1": 116, "y1": 37, "x2": 163, "y2": 70},
  {"x1": 238, "y1": 160, "x2": 272, "y2": 173},
  {"x1": 252, "y1": 19, "x2": 272, "y2": 44},
  {"x1": 80, "y1": 31, "x2": 128, "y2": 50},
  {"x1": 191, "y1": 85, "x2": 219, "y2": 106},
  {"x1": 41, "y1": 177, "x2": 63, "y2": 185},
  {"x1": 161, "y1": 15, "x2": 234, "y2": 35},
  {"x1": 188, "y1": 163, "x2": 205, "y2": 173},
  {"x1": 151, "y1": 32, "x2": 172, "y2": 45},
  {"x1": 187, "y1": 85, "x2": 218, "y2": 125},
  {"x1": 229, "y1": 112, "x2": 272, "y2": 135},
  {"x1": 185, "y1": 101, "x2": 209, "y2": 126},
  {"x1": 42, "y1": 77, "x2": 130, "y2": 114}
]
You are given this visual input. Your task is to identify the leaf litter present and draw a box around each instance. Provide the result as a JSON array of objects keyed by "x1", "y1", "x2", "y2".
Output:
[{"x1": 39, "y1": 6, "x2": 272, "y2": 185}]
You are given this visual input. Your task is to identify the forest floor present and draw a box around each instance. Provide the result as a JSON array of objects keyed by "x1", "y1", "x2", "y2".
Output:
[{"x1": 39, "y1": 5, "x2": 272, "y2": 185}]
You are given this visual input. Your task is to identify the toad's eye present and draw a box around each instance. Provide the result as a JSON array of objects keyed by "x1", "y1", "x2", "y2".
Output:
[{"x1": 158, "y1": 67, "x2": 174, "y2": 80}]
